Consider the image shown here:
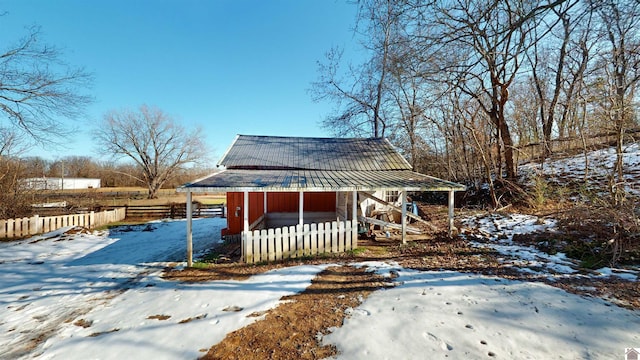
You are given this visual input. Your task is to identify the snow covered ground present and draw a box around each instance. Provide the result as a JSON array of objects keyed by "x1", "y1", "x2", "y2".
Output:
[
  {"x1": 1, "y1": 214, "x2": 639, "y2": 359},
  {"x1": 462, "y1": 213, "x2": 639, "y2": 280},
  {"x1": 0, "y1": 218, "x2": 329, "y2": 359},
  {"x1": 325, "y1": 262, "x2": 640, "y2": 359},
  {"x1": 520, "y1": 141, "x2": 640, "y2": 196},
  {"x1": 324, "y1": 214, "x2": 640, "y2": 359}
]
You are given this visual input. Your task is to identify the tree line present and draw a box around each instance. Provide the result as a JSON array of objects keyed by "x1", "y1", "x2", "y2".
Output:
[
  {"x1": 311, "y1": 0, "x2": 639, "y2": 206},
  {"x1": 9, "y1": 155, "x2": 211, "y2": 189},
  {"x1": 0, "y1": 154, "x2": 213, "y2": 218}
]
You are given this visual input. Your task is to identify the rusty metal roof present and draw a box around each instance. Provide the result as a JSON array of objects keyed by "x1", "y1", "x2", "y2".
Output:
[
  {"x1": 218, "y1": 135, "x2": 412, "y2": 171},
  {"x1": 179, "y1": 169, "x2": 466, "y2": 192}
]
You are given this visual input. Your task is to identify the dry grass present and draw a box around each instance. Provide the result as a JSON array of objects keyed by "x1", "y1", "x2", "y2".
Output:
[{"x1": 34, "y1": 187, "x2": 225, "y2": 207}]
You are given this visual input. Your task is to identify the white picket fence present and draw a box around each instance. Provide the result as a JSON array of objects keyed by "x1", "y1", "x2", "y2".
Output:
[
  {"x1": 0, "y1": 208, "x2": 127, "y2": 239},
  {"x1": 242, "y1": 220, "x2": 357, "y2": 264}
]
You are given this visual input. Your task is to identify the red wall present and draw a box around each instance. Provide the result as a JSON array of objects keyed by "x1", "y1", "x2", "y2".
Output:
[{"x1": 224, "y1": 191, "x2": 336, "y2": 235}]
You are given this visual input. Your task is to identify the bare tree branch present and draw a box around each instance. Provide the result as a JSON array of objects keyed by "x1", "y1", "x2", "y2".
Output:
[{"x1": 0, "y1": 24, "x2": 93, "y2": 144}]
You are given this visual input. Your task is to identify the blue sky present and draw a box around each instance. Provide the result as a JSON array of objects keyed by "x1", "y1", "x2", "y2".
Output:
[{"x1": 0, "y1": 0, "x2": 360, "y2": 163}]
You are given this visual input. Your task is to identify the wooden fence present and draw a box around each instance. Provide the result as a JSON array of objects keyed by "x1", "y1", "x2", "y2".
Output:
[
  {"x1": 125, "y1": 203, "x2": 223, "y2": 219},
  {"x1": 0, "y1": 207, "x2": 126, "y2": 239},
  {"x1": 242, "y1": 220, "x2": 357, "y2": 264}
]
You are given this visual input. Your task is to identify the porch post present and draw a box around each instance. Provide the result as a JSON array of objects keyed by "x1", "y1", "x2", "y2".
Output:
[
  {"x1": 263, "y1": 191, "x2": 267, "y2": 214},
  {"x1": 448, "y1": 190, "x2": 455, "y2": 237},
  {"x1": 186, "y1": 191, "x2": 193, "y2": 267},
  {"x1": 243, "y1": 191, "x2": 249, "y2": 232},
  {"x1": 401, "y1": 190, "x2": 407, "y2": 244},
  {"x1": 299, "y1": 191, "x2": 304, "y2": 226},
  {"x1": 352, "y1": 190, "x2": 358, "y2": 246},
  {"x1": 344, "y1": 192, "x2": 348, "y2": 221}
]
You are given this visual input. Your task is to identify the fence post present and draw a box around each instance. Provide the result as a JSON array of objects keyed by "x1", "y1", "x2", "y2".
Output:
[
  {"x1": 345, "y1": 221, "x2": 353, "y2": 251},
  {"x1": 275, "y1": 228, "x2": 283, "y2": 261},
  {"x1": 249, "y1": 230, "x2": 257, "y2": 263},
  {"x1": 338, "y1": 221, "x2": 345, "y2": 253},
  {"x1": 7, "y1": 219, "x2": 15, "y2": 238},
  {"x1": 259, "y1": 229, "x2": 268, "y2": 262},
  {"x1": 21, "y1": 217, "x2": 29, "y2": 237},
  {"x1": 282, "y1": 226, "x2": 290, "y2": 260},
  {"x1": 30, "y1": 215, "x2": 40, "y2": 235},
  {"x1": 317, "y1": 223, "x2": 325, "y2": 254},
  {"x1": 303, "y1": 224, "x2": 311, "y2": 256},
  {"x1": 268, "y1": 228, "x2": 276, "y2": 262},
  {"x1": 296, "y1": 224, "x2": 304, "y2": 258},
  {"x1": 289, "y1": 225, "x2": 296, "y2": 259},
  {"x1": 243, "y1": 231, "x2": 252, "y2": 264},
  {"x1": 331, "y1": 221, "x2": 338, "y2": 254},
  {"x1": 310, "y1": 223, "x2": 318, "y2": 255}
]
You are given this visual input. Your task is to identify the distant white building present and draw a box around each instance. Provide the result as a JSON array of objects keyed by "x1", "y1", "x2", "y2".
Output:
[{"x1": 23, "y1": 178, "x2": 101, "y2": 190}]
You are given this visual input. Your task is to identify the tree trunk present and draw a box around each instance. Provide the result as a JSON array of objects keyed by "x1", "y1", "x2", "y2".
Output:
[
  {"x1": 490, "y1": 94, "x2": 517, "y2": 180},
  {"x1": 498, "y1": 115, "x2": 517, "y2": 179},
  {"x1": 147, "y1": 179, "x2": 161, "y2": 199}
]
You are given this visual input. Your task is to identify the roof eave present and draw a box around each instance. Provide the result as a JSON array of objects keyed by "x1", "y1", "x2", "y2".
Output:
[{"x1": 177, "y1": 184, "x2": 466, "y2": 193}]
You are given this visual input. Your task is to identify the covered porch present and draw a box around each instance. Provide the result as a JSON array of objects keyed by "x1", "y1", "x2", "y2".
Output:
[
  {"x1": 178, "y1": 169, "x2": 466, "y2": 266},
  {"x1": 232, "y1": 190, "x2": 358, "y2": 264}
]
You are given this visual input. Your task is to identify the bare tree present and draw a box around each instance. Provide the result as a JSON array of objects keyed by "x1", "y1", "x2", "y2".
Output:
[
  {"x1": 0, "y1": 133, "x2": 34, "y2": 218},
  {"x1": 526, "y1": 1, "x2": 592, "y2": 157},
  {"x1": 590, "y1": 0, "x2": 640, "y2": 204},
  {"x1": 95, "y1": 105, "x2": 207, "y2": 199},
  {"x1": 387, "y1": 40, "x2": 431, "y2": 168},
  {"x1": 310, "y1": 0, "x2": 403, "y2": 138},
  {"x1": 0, "y1": 128, "x2": 24, "y2": 156},
  {"x1": 0, "y1": 25, "x2": 92, "y2": 145},
  {"x1": 0, "y1": 21, "x2": 92, "y2": 218},
  {"x1": 0, "y1": 156, "x2": 33, "y2": 218},
  {"x1": 423, "y1": 0, "x2": 569, "y2": 179}
]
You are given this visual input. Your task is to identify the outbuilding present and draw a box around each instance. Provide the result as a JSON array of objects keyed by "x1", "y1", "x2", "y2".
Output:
[
  {"x1": 178, "y1": 135, "x2": 465, "y2": 265},
  {"x1": 23, "y1": 177, "x2": 101, "y2": 190}
]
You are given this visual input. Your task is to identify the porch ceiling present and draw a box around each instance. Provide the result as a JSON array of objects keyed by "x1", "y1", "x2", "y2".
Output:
[{"x1": 177, "y1": 169, "x2": 466, "y2": 193}]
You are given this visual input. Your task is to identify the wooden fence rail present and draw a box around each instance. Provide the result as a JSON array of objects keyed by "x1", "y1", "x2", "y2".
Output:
[
  {"x1": 242, "y1": 220, "x2": 357, "y2": 264},
  {"x1": 0, "y1": 208, "x2": 126, "y2": 239},
  {"x1": 126, "y1": 203, "x2": 223, "y2": 219}
]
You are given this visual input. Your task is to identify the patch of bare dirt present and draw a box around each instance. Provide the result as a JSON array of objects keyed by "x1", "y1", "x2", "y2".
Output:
[
  {"x1": 63, "y1": 227, "x2": 92, "y2": 235},
  {"x1": 88, "y1": 328, "x2": 120, "y2": 337},
  {"x1": 73, "y1": 319, "x2": 93, "y2": 328},
  {"x1": 163, "y1": 261, "x2": 316, "y2": 282},
  {"x1": 551, "y1": 276, "x2": 640, "y2": 309},
  {"x1": 179, "y1": 314, "x2": 207, "y2": 324},
  {"x1": 200, "y1": 265, "x2": 390, "y2": 360}
]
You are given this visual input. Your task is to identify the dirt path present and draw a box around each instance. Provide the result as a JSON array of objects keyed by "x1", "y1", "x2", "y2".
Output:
[{"x1": 199, "y1": 265, "x2": 390, "y2": 360}]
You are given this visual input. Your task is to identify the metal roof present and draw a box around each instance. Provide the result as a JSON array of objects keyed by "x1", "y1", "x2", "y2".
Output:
[
  {"x1": 218, "y1": 135, "x2": 412, "y2": 171},
  {"x1": 178, "y1": 169, "x2": 466, "y2": 192},
  {"x1": 179, "y1": 135, "x2": 466, "y2": 193}
]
